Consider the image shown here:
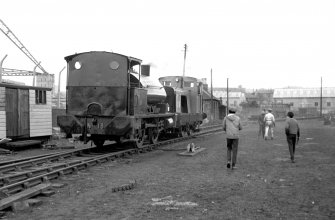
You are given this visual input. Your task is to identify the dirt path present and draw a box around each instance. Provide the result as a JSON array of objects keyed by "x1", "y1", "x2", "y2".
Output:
[{"x1": 4, "y1": 119, "x2": 335, "y2": 220}]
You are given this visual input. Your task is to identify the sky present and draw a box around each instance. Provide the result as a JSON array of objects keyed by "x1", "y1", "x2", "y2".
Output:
[{"x1": 1, "y1": 0, "x2": 334, "y2": 91}]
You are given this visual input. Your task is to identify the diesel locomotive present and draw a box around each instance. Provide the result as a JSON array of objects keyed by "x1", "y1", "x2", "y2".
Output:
[{"x1": 57, "y1": 51, "x2": 205, "y2": 148}]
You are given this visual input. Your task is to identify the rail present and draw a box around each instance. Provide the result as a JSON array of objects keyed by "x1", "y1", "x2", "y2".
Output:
[{"x1": 0, "y1": 125, "x2": 222, "y2": 210}]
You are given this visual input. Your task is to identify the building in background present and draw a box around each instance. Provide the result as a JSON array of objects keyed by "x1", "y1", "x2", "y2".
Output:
[
  {"x1": 52, "y1": 91, "x2": 66, "y2": 109},
  {"x1": 245, "y1": 89, "x2": 274, "y2": 106},
  {"x1": 212, "y1": 88, "x2": 246, "y2": 109},
  {"x1": 36, "y1": 74, "x2": 55, "y2": 95},
  {"x1": 199, "y1": 79, "x2": 226, "y2": 121},
  {"x1": 273, "y1": 87, "x2": 335, "y2": 115}
]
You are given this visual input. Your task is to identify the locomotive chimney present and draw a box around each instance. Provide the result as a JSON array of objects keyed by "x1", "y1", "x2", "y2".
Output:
[{"x1": 141, "y1": 65, "x2": 150, "y2": 76}]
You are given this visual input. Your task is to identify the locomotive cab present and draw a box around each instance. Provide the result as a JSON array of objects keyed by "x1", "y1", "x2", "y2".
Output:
[{"x1": 159, "y1": 76, "x2": 204, "y2": 136}]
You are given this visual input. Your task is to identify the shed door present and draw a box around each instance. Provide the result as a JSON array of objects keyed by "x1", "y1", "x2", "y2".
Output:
[
  {"x1": 5, "y1": 88, "x2": 30, "y2": 138},
  {"x1": 18, "y1": 89, "x2": 29, "y2": 137},
  {"x1": 5, "y1": 88, "x2": 18, "y2": 137}
]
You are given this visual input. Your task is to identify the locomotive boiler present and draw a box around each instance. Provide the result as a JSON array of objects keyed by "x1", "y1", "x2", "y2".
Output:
[{"x1": 57, "y1": 51, "x2": 204, "y2": 148}]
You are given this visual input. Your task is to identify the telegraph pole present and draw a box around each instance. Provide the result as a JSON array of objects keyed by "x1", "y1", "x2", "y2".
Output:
[
  {"x1": 58, "y1": 66, "x2": 66, "y2": 108},
  {"x1": 210, "y1": 68, "x2": 213, "y2": 121},
  {"x1": 227, "y1": 78, "x2": 229, "y2": 115},
  {"x1": 183, "y1": 44, "x2": 187, "y2": 77},
  {"x1": 320, "y1": 77, "x2": 323, "y2": 116}
]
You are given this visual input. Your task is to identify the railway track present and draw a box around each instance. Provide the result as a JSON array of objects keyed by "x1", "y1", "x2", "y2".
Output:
[{"x1": 0, "y1": 124, "x2": 222, "y2": 211}]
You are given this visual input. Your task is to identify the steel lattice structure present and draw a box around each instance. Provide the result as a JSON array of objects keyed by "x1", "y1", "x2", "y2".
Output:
[
  {"x1": 1, "y1": 67, "x2": 43, "y2": 76},
  {"x1": 0, "y1": 19, "x2": 48, "y2": 74}
]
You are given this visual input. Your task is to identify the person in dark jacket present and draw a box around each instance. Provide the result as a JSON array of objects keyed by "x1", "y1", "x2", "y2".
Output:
[
  {"x1": 258, "y1": 109, "x2": 266, "y2": 139},
  {"x1": 285, "y1": 111, "x2": 300, "y2": 163},
  {"x1": 223, "y1": 107, "x2": 242, "y2": 169}
]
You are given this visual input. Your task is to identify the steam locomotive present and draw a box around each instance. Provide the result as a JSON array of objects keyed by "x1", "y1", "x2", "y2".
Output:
[{"x1": 57, "y1": 51, "x2": 205, "y2": 148}]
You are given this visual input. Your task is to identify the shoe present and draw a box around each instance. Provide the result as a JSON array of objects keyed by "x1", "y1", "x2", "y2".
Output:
[
  {"x1": 227, "y1": 163, "x2": 231, "y2": 168},
  {"x1": 232, "y1": 163, "x2": 236, "y2": 169},
  {"x1": 291, "y1": 159, "x2": 295, "y2": 163}
]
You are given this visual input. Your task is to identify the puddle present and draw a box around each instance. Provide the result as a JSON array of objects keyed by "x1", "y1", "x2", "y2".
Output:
[
  {"x1": 301, "y1": 143, "x2": 319, "y2": 146},
  {"x1": 151, "y1": 196, "x2": 198, "y2": 209},
  {"x1": 273, "y1": 158, "x2": 290, "y2": 162},
  {"x1": 274, "y1": 155, "x2": 302, "y2": 161}
]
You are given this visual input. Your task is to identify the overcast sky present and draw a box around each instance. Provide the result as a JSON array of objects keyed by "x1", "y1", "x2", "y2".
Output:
[{"x1": 1, "y1": 0, "x2": 334, "y2": 91}]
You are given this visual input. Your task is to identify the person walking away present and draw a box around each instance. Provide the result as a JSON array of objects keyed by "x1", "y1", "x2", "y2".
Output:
[
  {"x1": 223, "y1": 107, "x2": 242, "y2": 169},
  {"x1": 285, "y1": 111, "x2": 300, "y2": 163},
  {"x1": 264, "y1": 108, "x2": 275, "y2": 140},
  {"x1": 258, "y1": 109, "x2": 266, "y2": 139}
]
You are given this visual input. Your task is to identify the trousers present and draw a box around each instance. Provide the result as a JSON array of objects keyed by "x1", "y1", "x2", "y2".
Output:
[
  {"x1": 227, "y1": 138, "x2": 239, "y2": 165},
  {"x1": 258, "y1": 124, "x2": 265, "y2": 138},
  {"x1": 286, "y1": 134, "x2": 297, "y2": 160},
  {"x1": 264, "y1": 121, "x2": 274, "y2": 139}
]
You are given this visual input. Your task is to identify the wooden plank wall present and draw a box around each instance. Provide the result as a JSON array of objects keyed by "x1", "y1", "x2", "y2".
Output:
[
  {"x1": 0, "y1": 87, "x2": 5, "y2": 138},
  {"x1": 29, "y1": 90, "x2": 52, "y2": 137}
]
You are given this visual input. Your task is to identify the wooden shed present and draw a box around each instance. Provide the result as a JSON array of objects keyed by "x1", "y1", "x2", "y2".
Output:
[
  {"x1": 0, "y1": 83, "x2": 52, "y2": 140},
  {"x1": 202, "y1": 89, "x2": 225, "y2": 122}
]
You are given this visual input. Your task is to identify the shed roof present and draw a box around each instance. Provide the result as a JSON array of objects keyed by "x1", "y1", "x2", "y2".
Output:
[
  {"x1": 273, "y1": 87, "x2": 335, "y2": 98},
  {"x1": 0, "y1": 82, "x2": 52, "y2": 91}
]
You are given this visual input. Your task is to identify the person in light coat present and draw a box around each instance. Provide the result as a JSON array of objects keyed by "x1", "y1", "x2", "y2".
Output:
[{"x1": 223, "y1": 107, "x2": 242, "y2": 169}]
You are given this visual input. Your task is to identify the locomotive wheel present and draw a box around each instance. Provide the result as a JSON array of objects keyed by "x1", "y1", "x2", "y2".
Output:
[
  {"x1": 188, "y1": 126, "x2": 194, "y2": 136},
  {"x1": 180, "y1": 124, "x2": 194, "y2": 137},
  {"x1": 149, "y1": 128, "x2": 159, "y2": 144},
  {"x1": 134, "y1": 129, "x2": 145, "y2": 148},
  {"x1": 114, "y1": 137, "x2": 122, "y2": 144},
  {"x1": 181, "y1": 130, "x2": 188, "y2": 137},
  {"x1": 179, "y1": 126, "x2": 189, "y2": 137},
  {"x1": 93, "y1": 139, "x2": 105, "y2": 147}
]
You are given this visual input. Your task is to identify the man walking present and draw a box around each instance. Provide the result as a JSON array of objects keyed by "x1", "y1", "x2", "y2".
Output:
[
  {"x1": 223, "y1": 107, "x2": 242, "y2": 169},
  {"x1": 258, "y1": 109, "x2": 266, "y2": 139},
  {"x1": 285, "y1": 111, "x2": 300, "y2": 163},
  {"x1": 264, "y1": 108, "x2": 275, "y2": 140}
]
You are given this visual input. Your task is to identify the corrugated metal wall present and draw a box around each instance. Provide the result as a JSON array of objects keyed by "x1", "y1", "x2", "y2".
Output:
[{"x1": 0, "y1": 87, "x2": 5, "y2": 138}]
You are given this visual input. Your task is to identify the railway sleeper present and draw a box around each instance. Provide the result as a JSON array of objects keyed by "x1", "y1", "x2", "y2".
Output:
[{"x1": 0, "y1": 126, "x2": 223, "y2": 211}]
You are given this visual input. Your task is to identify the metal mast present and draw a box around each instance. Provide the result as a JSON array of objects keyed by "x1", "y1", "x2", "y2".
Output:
[
  {"x1": 0, "y1": 19, "x2": 48, "y2": 74},
  {"x1": 210, "y1": 68, "x2": 213, "y2": 121},
  {"x1": 227, "y1": 78, "x2": 229, "y2": 115},
  {"x1": 183, "y1": 44, "x2": 187, "y2": 77},
  {"x1": 320, "y1": 77, "x2": 323, "y2": 116}
]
